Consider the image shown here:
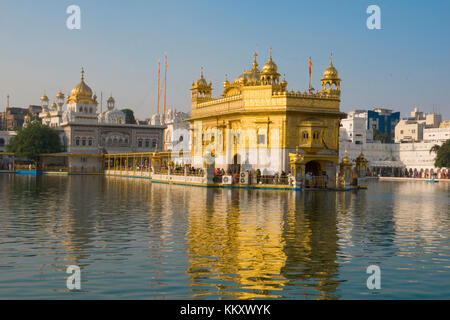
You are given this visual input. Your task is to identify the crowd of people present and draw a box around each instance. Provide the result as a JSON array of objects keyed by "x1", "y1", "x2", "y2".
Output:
[{"x1": 213, "y1": 168, "x2": 290, "y2": 185}]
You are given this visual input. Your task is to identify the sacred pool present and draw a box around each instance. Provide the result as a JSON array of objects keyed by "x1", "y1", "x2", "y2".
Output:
[{"x1": 0, "y1": 174, "x2": 449, "y2": 299}]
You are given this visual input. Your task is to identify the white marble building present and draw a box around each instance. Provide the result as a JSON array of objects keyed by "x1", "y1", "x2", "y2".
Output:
[
  {"x1": 37, "y1": 68, "x2": 165, "y2": 171},
  {"x1": 149, "y1": 109, "x2": 191, "y2": 152}
]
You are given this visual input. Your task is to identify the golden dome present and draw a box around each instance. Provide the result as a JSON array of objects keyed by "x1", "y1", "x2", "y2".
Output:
[
  {"x1": 51, "y1": 102, "x2": 57, "y2": 109},
  {"x1": 56, "y1": 91, "x2": 65, "y2": 99},
  {"x1": 196, "y1": 68, "x2": 208, "y2": 87},
  {"x1": 223, "y1": 74, "x2": 229, "y2": 88},
  {"x1": 341, "y1": 151, "x2": 352, "y2": 165},
  {"x1": 67, "y1": 68, "x2": 96, "y2": 104},
  {"x1": 41, "y1": 94, "x2": 49, "y2": 102},
  {"x1": 235, "y1": 71, "x2": 261, "y2": 84},
  {"x1": 263, "y1": 49, "x2": 278, "y2": 74},
  {"x1": 323, "y1": 54, "x2": 339, "y2": 79},
  {"x1": 107, "y1": 96, "x2": 115, "y2": 103},
  {"x1": 71, "y1": 81, "x2": 93, "y2": 98}
]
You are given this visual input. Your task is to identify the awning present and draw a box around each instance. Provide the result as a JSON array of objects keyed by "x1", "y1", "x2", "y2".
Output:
[{"x1": 369, "y1": 161, "x2": 406, "y2": 168}]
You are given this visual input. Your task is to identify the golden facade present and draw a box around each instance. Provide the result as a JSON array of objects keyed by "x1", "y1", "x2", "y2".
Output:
[{"x1": 187, "y1": 51, "x2": 346, "y2": 176}]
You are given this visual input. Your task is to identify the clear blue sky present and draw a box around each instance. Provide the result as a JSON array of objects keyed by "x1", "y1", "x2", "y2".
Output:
[{"x1": 0, "y1": 0, "x2": 449, "y2": 120}]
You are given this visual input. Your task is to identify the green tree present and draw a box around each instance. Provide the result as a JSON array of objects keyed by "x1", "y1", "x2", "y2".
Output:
[
  {"x1": 373, "y1": 129, "x2": 391, "y2": 143},
  {"x1": 430, "y1": 139, "x2": 450, "y2": 168},
  {"x1": 121, "y1": 109, "x2": 136, "y2": 124},
  {"x1": 7, "y1": 121, "x2": 62, "y2": 163}
]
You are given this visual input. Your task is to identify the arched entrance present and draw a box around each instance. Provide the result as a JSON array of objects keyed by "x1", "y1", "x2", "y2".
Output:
[{"x1": 305, "y1": 160, "x2": 321, "y2": 176}]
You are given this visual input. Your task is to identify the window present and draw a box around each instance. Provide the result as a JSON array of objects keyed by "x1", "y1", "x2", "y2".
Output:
[
  {"x1": 76, "y1": 138, "x2": 80, "y2": 146},
  {"x1": 138, "y1": 140, "x2": 143, "y2": 148},
  {"x1": 179, "y1": 136, "x2": 184, "y2": 142},
  {"x1": 258, "y1": 134, "x2": 265, "y2": 144},
  {"x1": 82, "y1": 139, "x2": 86, "y2": 146},
  {"x1": 145, "y1": 140, "x2": 150, "y2": 148},
  {"x1": 302, "y1": 131, "x2": 309, "y2": 140},
  {"x1": 152, "y1": 140, "x2": 157, "y2": 148},
  {"x1": 0, "y1": 138, "x2": 5, "y2": 146},
  {"x1": 88, "y1": 139, "x2": 93, "y2": 146}
]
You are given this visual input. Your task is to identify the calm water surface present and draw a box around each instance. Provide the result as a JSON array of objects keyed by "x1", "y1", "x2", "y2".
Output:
[{"x1": 0, "y1": 174, "x2": 449, "y2": 299}]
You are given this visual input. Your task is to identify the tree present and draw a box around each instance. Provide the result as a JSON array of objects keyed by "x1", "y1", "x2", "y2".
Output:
[
  {"x1": 121, "y1": 109, "x2": 136, "y2": 124},
  {"x1": 7, "y1": 121, "x2": 62, "y2": 163},
  {"x1": 373, "y1": 129, "x2": 391, "y2": 143},
  {"x1": 430, "y1": 139, "x2": 450, "y2": 168}
]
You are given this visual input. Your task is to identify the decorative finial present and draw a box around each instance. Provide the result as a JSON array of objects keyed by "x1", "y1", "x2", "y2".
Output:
[
  {"x1": 81, "y1": 67, "x2": 85, "y2": 81},
  {"x1": 330, "y1": 52, "x2": 333, "y2": 66},
  {"x1": 200, "y1": 67, "x2": 204, "y2": 78},
  {"x1": 252, "y1": 51, "x2": 259, "y2": 70},
  {"x1": 269, "y1": 47, "x2": 272, "y2": 59},
  {"x1": 225, "y1": 74, "x2": 228, "y2": 81}
]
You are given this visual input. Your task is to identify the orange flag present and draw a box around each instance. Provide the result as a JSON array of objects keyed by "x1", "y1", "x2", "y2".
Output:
[
  {"x1": 309, "y1": 57, "x2": 312, "y2": 75},
  {"x1": 308, "y1": 57, "x2": 312, "y2": 92}
]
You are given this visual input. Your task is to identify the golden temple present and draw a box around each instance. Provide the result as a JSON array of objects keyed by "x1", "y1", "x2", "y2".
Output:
[{"x1": 187, "y1": 50, "x2": 346, "y2": 186}]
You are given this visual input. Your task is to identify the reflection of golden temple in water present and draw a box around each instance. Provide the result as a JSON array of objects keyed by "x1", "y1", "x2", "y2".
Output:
[{"x1": 185, "y1": 188, "x2": 342, "y2": 299}]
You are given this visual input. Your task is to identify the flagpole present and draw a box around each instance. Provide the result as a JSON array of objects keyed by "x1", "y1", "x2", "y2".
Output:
[
  {"x1": 157, "y1": 59, "x2": 161, "y2": 115},
  {"x1": 6, "y1": 94, "x2": 9, "y2": 145},
  {"x1": 163, "y1": 54, "x2": 167, "y2": 152},
  {"x1": 164, "y1": 54, "x2": 167, "y2": 125}
]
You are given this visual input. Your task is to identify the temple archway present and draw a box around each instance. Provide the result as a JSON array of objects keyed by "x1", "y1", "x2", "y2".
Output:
[{"x1": 305, "y1": 160, "x2": 322, "y2": 176}]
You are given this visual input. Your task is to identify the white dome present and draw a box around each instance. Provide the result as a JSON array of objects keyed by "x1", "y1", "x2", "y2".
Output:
[{"x1": 99, "y1": 109, "x2": 126, "y2": 124}]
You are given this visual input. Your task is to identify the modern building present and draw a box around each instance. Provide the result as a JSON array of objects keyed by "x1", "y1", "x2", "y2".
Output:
[
  {"x1": 409, "y1": 107, "x2": 442, "y2": 128},
  {"x1": 423, "y1": 127, "x2": 450, "y2": 142},
  {"x1": 340, "y1": 110, "x2": 373, "y2": 144},
  {"x1": 394, "y1": 107, "x2": 442, "y2": 143},
  {"x1": 367, "y1": 108, "x2": 400, "y2": 142},
  {"x1": 186, "y1": 51, "x2": 345, "y2": 180},
  {"x1": 395, "y1": 119, "x2": 425, "y2": 143}
]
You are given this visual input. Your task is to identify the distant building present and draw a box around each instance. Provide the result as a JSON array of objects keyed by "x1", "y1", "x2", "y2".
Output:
[
  {"x1": 163, "y1": 109, "x2": 190, "y2": 152},
  {"x1": 340, "y1": 110, "x2": 373, "y2": 144},
  {"x1": 394, "y1": 107, "x2": 442, "y2": 143},
  {"x1": 423, "y1": 127, "x2": 450, "y2": 142},
  {"x1": 339, "y1": 107, "x2": 449, "y2": 176},
  {"x1": 367, "y1": 108, "x2": 400, "y2": 142},
  {"x1": 0, "y1": 131, "x2": 17, "y2": 152},
  {"x1": 408, "y1": 107, "x2": 442, "y2": 128},
  {"x1": 35, "y1": 68, "x2": 165, "y2": 171},
  {"x1": 395, "y1": 120, "x2": 425, "y2": 143}
]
